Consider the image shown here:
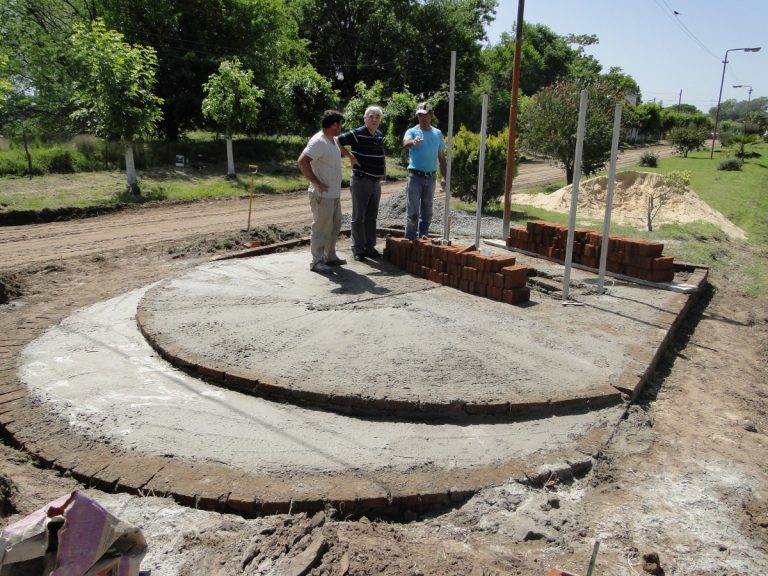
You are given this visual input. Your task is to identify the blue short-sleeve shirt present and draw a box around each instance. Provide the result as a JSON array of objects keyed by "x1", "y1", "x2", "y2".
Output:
[{"x1": 404, "y1": 125, "x2": 445, "y2": 172}]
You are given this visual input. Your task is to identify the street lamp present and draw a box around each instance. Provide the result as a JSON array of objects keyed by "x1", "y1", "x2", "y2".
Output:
[
  {"x1": 733, "y1": 84, "x2": 753, "y2": 133},
  {"x1": 710, "y1": 47, "x2": 761, "y2": 159}
]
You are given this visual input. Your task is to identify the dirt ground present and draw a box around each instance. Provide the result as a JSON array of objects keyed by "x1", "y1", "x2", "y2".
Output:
[{"x1": 1, "y1": 145, "x2": 766, "y2": 575}]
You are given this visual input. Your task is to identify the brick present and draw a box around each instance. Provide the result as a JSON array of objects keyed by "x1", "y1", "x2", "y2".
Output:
[
  {"x1": 487, "y1": 286, "x2": 503, "y2": 301},
  {"x1": 474, "y1": 283, "x2": 487, "y2": 297},
  {"x1": 652, "y1": 256, "x2": 674, "y2": 270},
  {"x1": 652, "y1": 268, "x2": 674, "y2": 283},
  {"x1": 463, "y1": 266, "x2": 477, "y2": 283},
  {"x1": 502, "y1": 265, "x2": 528, "y2": 289},
  {"x1": 493, "y1": 273, "x2": 504, "y2": 288},
  {"x1": 504, "y1": 286, "x2": 530, "y2": 304}
]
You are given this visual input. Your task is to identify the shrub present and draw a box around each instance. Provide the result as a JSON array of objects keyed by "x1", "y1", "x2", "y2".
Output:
[
  {"x1": 668, "y1": 125, "x2": 708, "y2": 157},
  {"x1": 718, "y1": 158, "x2": 743, "y2": 171},
  {"x1": 450, "y1": 125, "x2": 514, "y2": 211},
  {"x1": 639, "y1": 151, "x2": 658, "y2": 167}
]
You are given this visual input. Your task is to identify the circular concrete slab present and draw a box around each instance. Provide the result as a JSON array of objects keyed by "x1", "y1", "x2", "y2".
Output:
[
  {"x1": 136, "y1": 250, "x2": 631, "y2": 419},
  {"x1": 15, "y1": 242, "x2": 703, "y2": 514}
]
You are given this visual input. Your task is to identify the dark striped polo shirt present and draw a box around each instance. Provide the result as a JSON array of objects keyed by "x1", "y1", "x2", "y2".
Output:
[{"x1": 337, "y1": 125, "x2": 386, "y2": 178}]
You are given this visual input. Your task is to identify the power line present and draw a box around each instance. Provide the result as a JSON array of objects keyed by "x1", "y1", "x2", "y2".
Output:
[{"x1": 653, "y1": 0, "x2": 721, "y2": 60}]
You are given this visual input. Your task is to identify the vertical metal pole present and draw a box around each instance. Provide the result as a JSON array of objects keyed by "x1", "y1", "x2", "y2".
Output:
[
  {"x1": 562, "y1": 90, "x2": 588, "y2": 300},
  {"x1": 474, "y1": 94, "x2": 489, "y2": 250},
  {"x1": 502, "y1": 0, "x2": 525, "y2": 239},
  {"x1": 597, "y1": 104, "x2": 623, "y2": 294},
  {"x1": 442, "y1": 51, "x2": 457, "y2": 242}
]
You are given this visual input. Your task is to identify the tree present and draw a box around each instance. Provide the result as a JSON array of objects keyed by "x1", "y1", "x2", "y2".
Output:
[
  {"x1": 450, "y1": 125, "x2": 512, "y2": 210},
  {"x1": 98, "y1": 0, "x2": 308, "y2": 140},
  {"x1": 0, "y1": 0, "x2": 92, "y2": 137},
  {"x1": 292, "y1": 0, "x2": 496, "y2": 100},
  {"x1": 668, "y1": 125, "x2": 708, "y2": 157},
  {"x1": 0, "y1": 90, "x2": 41, "y2": 178},
  {"x1": 70, "y1": 19, "x2": 163, "y2": 194},
  {"x1": 647, "y1": 171, "x2": 689, "y2": 232},
  {"x1": 273, "y1": 65, "x2": 338, "y2": 136},
  {"x1": 520, "y1": 80, "x2": 623, "y2": 184},
  {"x1": 202, "y1": 59, "x2": 264, "y2": 177}
]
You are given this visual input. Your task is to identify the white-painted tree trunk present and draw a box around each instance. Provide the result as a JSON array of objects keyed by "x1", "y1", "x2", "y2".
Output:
[
  {"x1": 125, "y1": 143, "x2": 139, "y2": 194},
  {"x1": 226, "y1": 138, "x2": 235, "y2": 177}
]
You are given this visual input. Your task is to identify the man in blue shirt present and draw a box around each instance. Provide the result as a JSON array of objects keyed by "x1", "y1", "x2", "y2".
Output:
[
  {"x1": 336, "y1": 106, "x2": 386, "y2": 260},
  {"x1": 402, "y1": 102, "x2": 447, "y2": 240}
]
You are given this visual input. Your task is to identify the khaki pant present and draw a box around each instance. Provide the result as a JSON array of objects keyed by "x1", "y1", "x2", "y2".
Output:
[{"x1": 309, "y1": 192, "x2": 341, "y2": 265}]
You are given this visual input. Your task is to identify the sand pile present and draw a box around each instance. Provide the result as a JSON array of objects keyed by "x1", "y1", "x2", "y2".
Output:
[{"x1": 512, "y1": 171, "x2": 746, "y2": 239}]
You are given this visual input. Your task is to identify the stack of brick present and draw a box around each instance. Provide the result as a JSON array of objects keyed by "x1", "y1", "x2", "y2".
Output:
[
  {"x1": 506, "y1": 220, "x2": 674, "y2": 283},
  {"x1": 384, "y1": 237, "x2": 531, "y2": 304}
]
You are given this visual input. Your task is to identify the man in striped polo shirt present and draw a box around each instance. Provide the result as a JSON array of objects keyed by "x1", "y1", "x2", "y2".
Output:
[{"x1": 336, "y1": 106, "x2": 386, "y2": 261}]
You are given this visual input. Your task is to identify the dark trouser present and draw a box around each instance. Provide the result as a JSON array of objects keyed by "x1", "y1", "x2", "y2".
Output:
[{"x1": 350, "y1": 173, "x2": 381, "y2": 255}]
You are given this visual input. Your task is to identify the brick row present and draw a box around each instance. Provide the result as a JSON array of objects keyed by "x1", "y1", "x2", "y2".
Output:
[
  {"x1": 506, "y1": 221, "x2": 674, "y2": 283},
  {"x1": 384, "y1": 238, "x2": 531, "y2": 304}
]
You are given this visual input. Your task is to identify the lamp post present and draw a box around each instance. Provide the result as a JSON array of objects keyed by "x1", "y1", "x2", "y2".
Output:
[
  {"x1": 710, "y1": 47, "x2": 761, "y2": 159},
  {"x1": 733, "y1": 84, "x2": 753, "y2": 133}
]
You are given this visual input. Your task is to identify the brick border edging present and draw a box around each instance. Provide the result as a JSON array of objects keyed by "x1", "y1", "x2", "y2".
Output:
[
  {"x1": 135, "y1": 286, "x2": 624, "y2": 422},
  {"x1": 0, "y1": 381, "x2": 611, "y2": 519}
]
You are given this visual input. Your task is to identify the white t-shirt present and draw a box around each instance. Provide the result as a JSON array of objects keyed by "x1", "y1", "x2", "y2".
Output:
[{"x1": 302, "y1": 131, "x2": 342, "y2": 199}]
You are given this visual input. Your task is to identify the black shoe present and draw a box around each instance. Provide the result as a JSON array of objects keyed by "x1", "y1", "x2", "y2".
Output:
[
  {"x1": 353, "y1": 253, "x2": 367, "y2": 262},
  {"x1": 364, "y1": 248, "x2": 382, "y2": 259}
]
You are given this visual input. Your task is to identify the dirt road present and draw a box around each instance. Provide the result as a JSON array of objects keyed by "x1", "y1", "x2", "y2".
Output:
[{"x1": 0, "y1": 145, "x2": 674, "y2": 270}]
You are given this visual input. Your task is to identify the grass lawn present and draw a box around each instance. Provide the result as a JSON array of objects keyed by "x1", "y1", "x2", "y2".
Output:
[
  {"x1": 458, "y1": 142, "x2": 768, "y2": 297},
  {"x1": 0, "y1": 158, "x2": 409, "y2": 212}
]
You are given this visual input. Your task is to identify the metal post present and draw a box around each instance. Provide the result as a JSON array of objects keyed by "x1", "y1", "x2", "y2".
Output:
[
  {"x1": 474, "y1": 94, "x2": 489, "y2": 250},
  {"x1": 442, "y1": 51, "x2": 457, "y2": 243},
  {"x1": 562, "y1": 90, "x2": 588, "y2": 301},
  {"x1": 597, "y1": 104, "x2": 624, "y2": 294}
]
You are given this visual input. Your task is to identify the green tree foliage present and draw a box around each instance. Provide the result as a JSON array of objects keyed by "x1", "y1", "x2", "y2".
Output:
[
  {"x1": 708, "y1": 96, "x2": 768, "y2": 121},
  {"x1": 291, "y1": 0, "x2": 496, "y2": 100},
  {"x1": 97, "y1": 0, "x2": 308, "y2": 140},
  {"x1": 668, "y1": 125, "x2": 708, "y2": 157},
  {"x1": 202, "y1": 59, "x2": 264, "y2": 177},
  {"x1": 383, "y1": 89, "x2": 422, "y2": 158},
  {"x1": 0, "y1": 0, "x2": 92, "y2": 136},
  {"x1": 624, "y1": 101, "x2": 663, "y2": 141},
  {"x1": 342, "y1": 81, "x2": 387, "y2": 128},
  {"x1": 70, "y1": 19, "x2": 163, "y2": 193},
  {"x1": 450, "y1": 125, "x2": 512, "y2": 210},
  {"x1": 470, "y1": 23, "x2": 581, "y2": 132},
  {"x1": 274, "y1": 65, "x2": 338, "y2": 136},
  {"x1": 520, "y1": 81, "x2": 622, "y2": 184},
  {"x1": 660, "y1": 109, "x2": 712, "y2": 134}
]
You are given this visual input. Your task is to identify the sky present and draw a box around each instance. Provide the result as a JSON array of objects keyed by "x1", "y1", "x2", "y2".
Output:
[{"x1": 485, "y1": 0, "x2": 767, "y2": 113}]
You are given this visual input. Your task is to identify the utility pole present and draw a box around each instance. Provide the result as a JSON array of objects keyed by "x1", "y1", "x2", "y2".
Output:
[{"x1": 501, "y1": 0, "x2": 525, "y2": 240}]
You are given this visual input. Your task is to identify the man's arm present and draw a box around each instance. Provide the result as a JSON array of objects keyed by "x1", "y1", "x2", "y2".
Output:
[
  {"x1": 297, "y1": 153, "x2": 328, "y2": 193},
  {"x1": 438, "y1": 149, "x2": 447, "y2": 187},
  {"x1": 335, "y1": 136, "x2": 359, "y2": 167}
]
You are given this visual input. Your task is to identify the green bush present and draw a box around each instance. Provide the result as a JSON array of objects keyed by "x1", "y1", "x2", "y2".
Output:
[
  {"x1": 450, "y1": 125, "x2": 514, "y2": 211},
  {"x1": 639, "y1": 151, "x2": 658, "y2": 167},
  {"x1": 669, "y1": 125, "x2": 709, "y2": 157},
  {"x1": 718, "y1": 158, "x2": 743, "y2": 171}
]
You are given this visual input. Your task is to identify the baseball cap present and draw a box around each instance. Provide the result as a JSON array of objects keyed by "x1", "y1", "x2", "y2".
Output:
[{"x1": 416, "y1": 102, "x2": 433, "y2": 115}]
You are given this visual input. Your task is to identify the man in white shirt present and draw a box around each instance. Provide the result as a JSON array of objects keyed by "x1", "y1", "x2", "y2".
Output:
[{"x1": 297, "y1": 110, "x2": 346, "y2": 274}]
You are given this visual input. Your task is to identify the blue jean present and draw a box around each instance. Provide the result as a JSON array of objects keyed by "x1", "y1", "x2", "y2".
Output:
[{"x1": 405, "y1": 174, "x2": 436, "y2": 239}]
